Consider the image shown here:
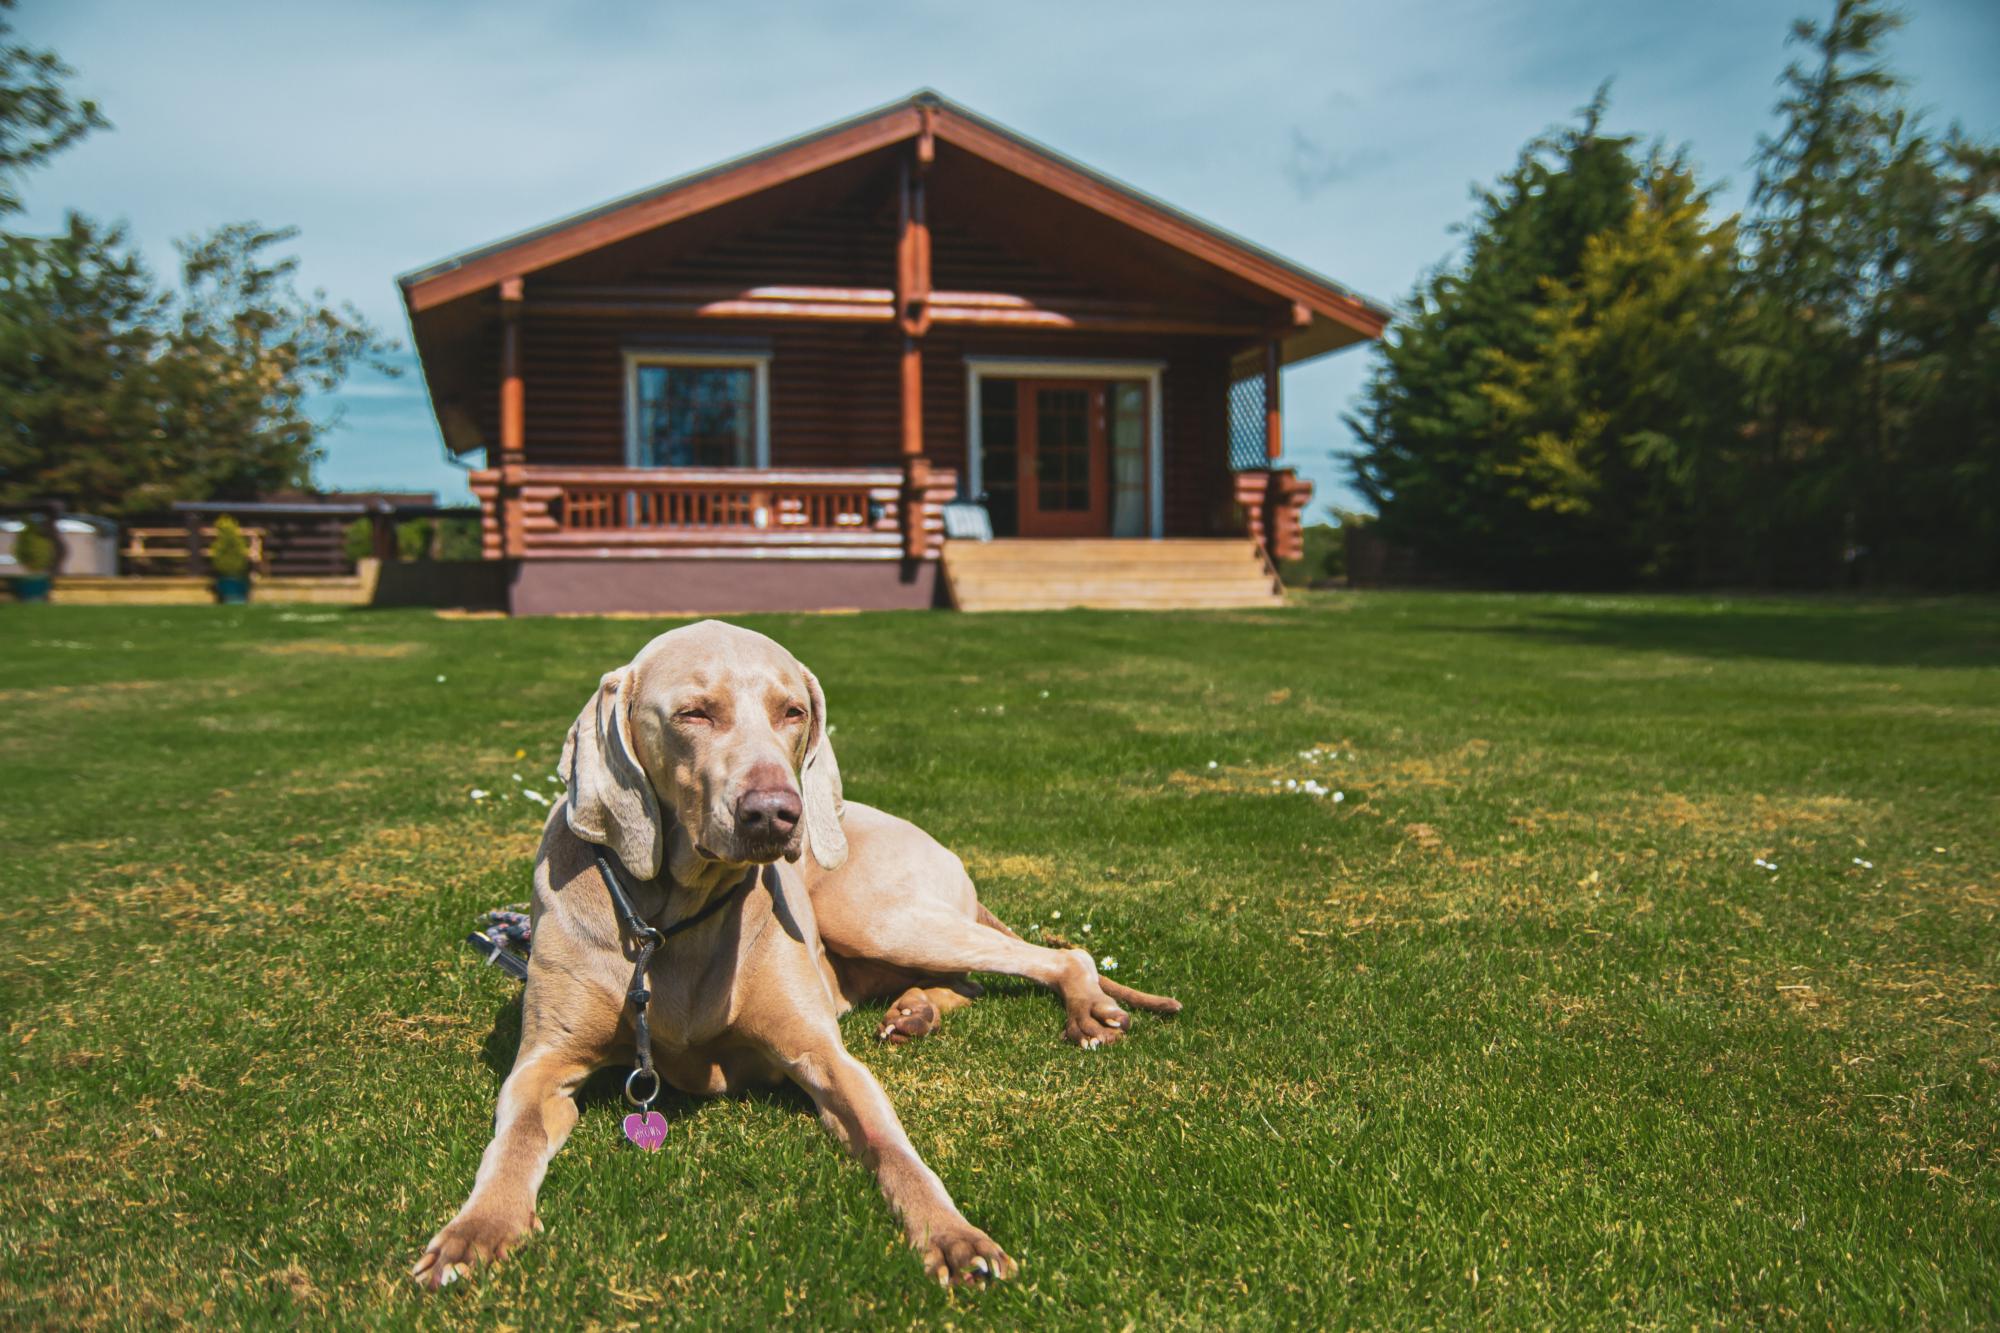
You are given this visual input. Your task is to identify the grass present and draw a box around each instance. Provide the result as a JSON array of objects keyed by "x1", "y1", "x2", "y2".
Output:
[{"x1": 1, "y1": 592, "x2": 1996, "y2": 1328}]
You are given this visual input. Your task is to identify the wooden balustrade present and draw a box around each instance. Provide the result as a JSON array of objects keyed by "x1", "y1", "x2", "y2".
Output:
[
  {"x1": 469, "y1": 465, "x2": 956, "y2": 560},
  {"x1": 1233, "y1": 468, "x2": 1314, "y2": 564}
]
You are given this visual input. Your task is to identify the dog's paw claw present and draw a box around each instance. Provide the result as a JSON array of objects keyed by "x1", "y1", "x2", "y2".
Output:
[
  {"x1": 922, "y1": 1226, "x2": 1015, "y2": 1287},
  {"x1": 411, "y1": 1210, "x2": 533, "y2": 1291}
]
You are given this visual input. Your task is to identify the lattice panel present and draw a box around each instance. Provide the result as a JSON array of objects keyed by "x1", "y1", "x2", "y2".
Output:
[{"x1": 1227, "y1": 374, "x2": 1267, "y2": 471}]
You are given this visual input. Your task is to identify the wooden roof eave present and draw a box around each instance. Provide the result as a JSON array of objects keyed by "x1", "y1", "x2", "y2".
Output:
[
  {"x1": 397, "y1": 91, "x2": 1389, "y2": 343},
  {"x1": 399, "y1": 100, "x2": 926, "y2": 314},
  {"x1": 928, "y1": 103, "x2": 1386, "y2": 343}
]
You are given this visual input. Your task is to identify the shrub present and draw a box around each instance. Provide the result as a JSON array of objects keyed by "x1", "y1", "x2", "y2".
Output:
[
  {"x1": 10, "y1": 522, "x2": 55, "y2": 573},
  {"x1": 1278, "y1": 511, "x2": 1371, "y2": 587},
  {"x1": 342, "y1": 518, "x2": 372, "y2": 564},
  {"x1": 208, "y1": 516, "x2": 252, "y2": 578},
  {"x1": 396, "y1": 518, "x2": 434, "y2": 562},
  {"x1": 434, "y1": 517, "x2": 482, "y2": 561}
]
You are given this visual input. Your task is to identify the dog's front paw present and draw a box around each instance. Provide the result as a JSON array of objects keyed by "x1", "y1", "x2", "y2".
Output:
[
  {"x1": 920, "y1": 1223, "x2": 1016, "y2": 1287},
  {"x1": 410, "y1": 1208, "x2": 540, "y2": 1291}
]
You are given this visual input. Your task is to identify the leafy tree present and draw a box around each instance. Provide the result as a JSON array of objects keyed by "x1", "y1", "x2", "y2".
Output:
[
  {"x1": 0, "y1": 7, "x2": 396, "y2": 517},
  {"x1": 0, "y1": 0, "x2": 106, "y2": 216},
  {"x1": 149, "y1": 222, "x2": 397, "y2": 505},
  {"x1": 0, "y1": 219, "x2": 396, "y2": 517}
]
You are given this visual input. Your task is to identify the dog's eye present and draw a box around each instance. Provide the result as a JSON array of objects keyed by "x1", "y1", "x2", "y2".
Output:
[
  {"x1": 784, "y1": 704, "x2": 806, "y2": 720},
  {"x1": 675, "y1": 708, "x2": 712, "y2": 723}
]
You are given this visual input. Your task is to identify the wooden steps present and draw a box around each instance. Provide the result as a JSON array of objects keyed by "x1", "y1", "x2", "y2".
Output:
[{"x1": 943, "y1": 539, "x2": 1282, "y2": 612}]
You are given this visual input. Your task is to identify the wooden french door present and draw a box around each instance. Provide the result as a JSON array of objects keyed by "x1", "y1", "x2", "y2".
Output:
[{"x1": 1018, "y1": 380, "x2": 1109, "y2": 537}]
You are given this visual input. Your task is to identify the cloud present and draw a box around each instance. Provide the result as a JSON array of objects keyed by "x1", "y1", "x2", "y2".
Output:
[{"x1": 1284, "y1": 128, "x2": 1390, "y2": 199}]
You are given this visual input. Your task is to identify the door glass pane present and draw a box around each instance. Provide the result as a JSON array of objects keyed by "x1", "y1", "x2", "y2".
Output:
[
  {"x1": 1036, "y1": 387, "x2": 1090, "y2": 512},
  {"x1": 979, "y1": 378, "x2": 1019, "y2": 537},
  {"x1": 634, "y1": 363, "x2": 755, "y2": 467},
  {"x1": 1110, "y1": 380, "x2": 1147, "y2": 537}
]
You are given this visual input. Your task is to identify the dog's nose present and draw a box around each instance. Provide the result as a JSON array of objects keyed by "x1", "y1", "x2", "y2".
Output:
[{"x1": 736, "y1": 785, "x2": 801, "y2": 838}]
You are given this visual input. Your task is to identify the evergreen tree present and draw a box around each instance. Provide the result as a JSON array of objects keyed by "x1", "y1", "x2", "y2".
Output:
[
  {"x1": 1739, "y1": 0, "x2": 1906, "y2": 582},
  {"x1": 1481, "y1": 153, "x2": 1744, "y2": 583},
  {"x1": 1348, "y1": 91, "x2": 1644, "y2": 583}
]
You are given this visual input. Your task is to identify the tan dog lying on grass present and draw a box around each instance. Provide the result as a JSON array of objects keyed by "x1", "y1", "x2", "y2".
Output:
[{"x1": 413, "y1": 620, "x2": 1178, "y2": 1290}]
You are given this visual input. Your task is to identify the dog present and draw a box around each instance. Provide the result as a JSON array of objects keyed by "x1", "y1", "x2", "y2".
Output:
[{"x1": 412, "y1": 620, "x2": 1178, "y2": 1290}]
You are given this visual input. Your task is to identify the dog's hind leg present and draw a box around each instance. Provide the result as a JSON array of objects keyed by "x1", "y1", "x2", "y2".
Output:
[{"x1": 828, "y1": 904, "x2": 1178, "y2": 1048}]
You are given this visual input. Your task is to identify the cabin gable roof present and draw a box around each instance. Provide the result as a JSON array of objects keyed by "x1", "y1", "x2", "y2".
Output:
[{"x1": 397, "y1": 90, "x2": 1388, "y2": 339}]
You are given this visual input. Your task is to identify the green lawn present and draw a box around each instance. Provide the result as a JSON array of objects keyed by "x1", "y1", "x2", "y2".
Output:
[{"x1": 2, "y1": 594, "x2": 1996, "y2": 1327}]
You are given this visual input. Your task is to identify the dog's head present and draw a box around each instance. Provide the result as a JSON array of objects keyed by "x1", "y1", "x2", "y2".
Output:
[{"x1": 559, "y1": 620, "x2": 845, "y2": 882}]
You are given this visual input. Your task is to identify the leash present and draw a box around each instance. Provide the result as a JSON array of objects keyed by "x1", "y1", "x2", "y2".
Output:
[{"x1": 592, "y1": 848, "x2": 755, "y2": 1151}]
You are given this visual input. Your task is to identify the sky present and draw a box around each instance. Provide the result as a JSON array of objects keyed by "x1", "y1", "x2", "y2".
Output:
[{"x1": 15, "y1": 0, "x2": 2000, "y2": 515}]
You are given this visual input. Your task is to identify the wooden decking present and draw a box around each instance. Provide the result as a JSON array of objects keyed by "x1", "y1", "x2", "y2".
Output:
[{"x1": 942, "y1": 539, "x2": 1283, "y2": 612}]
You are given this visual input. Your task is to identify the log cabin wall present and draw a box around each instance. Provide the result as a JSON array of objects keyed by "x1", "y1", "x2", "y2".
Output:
[{"x1": 466, "y1": 168, "x2": 1246, "y2": 537}]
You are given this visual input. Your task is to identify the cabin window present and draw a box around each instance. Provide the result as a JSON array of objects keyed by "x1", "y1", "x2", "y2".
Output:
[{"x1": 624, "y1": 352, "x2": 770, "y2": 469}]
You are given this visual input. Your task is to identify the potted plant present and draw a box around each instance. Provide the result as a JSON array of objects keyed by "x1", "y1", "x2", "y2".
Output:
[
  {"x1": 7, "y1": 521, "x2": 56, "y2": 602},
  {"x1": 208, "y1": 515, "x2": 253, "y2": 604}
]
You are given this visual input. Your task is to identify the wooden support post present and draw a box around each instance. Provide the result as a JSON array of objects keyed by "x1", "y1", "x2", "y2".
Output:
[
  {"x1": 184, "y1": 510, "x2": 207, "y2": 577},
  {"x1": 900, "y1": 336, "x2": 926, "y2": 558},
  {"x1": 42, "y1": 500, "x2": 67, "y2": 577},
  {"x1": 498, "y1": 277, "x2": 526, "y2": 559},
  {"x1": 896, "y1": 160, "x2": 931, "y2": 336},
  {"x1": 368, "y1": 508, "x2": 398, "y2": 563},
  {"x1": 897, "y1": 138, "x2": 933, "y2": 559},
  {"x1": 1263, "y1": 338, "x2": 1283, "y2": 463},
  {"x1": 900, "y1": 336, "x2": 925, "y2": 460}
]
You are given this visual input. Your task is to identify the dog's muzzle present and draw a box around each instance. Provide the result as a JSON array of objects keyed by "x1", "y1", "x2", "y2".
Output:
[{"x1": 733, "y1": 783, "x2": 802, "y2": 862}]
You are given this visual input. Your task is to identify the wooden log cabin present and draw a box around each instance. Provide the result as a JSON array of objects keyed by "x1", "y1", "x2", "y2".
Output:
[{"x1": 398, "y1": 91, "x2": 1386, "y2": 614}]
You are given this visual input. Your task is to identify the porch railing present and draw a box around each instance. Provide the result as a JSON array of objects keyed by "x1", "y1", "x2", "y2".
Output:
[
  {"x1": 1233, "y1": 468, "x2": 1313, "y2": 564},
  {"x1": 469, "y1": 465, "x2": 957, "y2": 561}
]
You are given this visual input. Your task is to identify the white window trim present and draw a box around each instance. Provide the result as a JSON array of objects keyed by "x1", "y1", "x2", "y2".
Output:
[
  {"x1": 623, "y1": 350, "x2": 773, "y2": 469},
  {"x1": 963, "y1": 357, "x2": 1166, "y2": 539}
]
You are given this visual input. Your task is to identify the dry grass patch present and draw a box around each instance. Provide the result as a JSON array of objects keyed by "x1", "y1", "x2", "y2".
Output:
[
  {"x1": 247, "y1": 639, "x2": 422, "y2": 659},
  {"x1": 0, "y1": 679, "x2": 171, "y2": 711}
]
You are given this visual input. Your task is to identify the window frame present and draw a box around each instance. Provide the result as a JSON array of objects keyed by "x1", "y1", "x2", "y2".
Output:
[{"x1": 622, "y1": 350, "x2": 773, "y2": 470}]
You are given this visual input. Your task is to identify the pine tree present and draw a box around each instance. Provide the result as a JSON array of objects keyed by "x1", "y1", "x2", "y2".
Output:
[
  {"x1": 1740, "y1": 0, "x2": 1907, "y2": 583},
  {"x1": 1481, "y1": 153, "x2": 1744, "y2": 583},
  {"x1": 1348, "y1": 91, "x2": 1645, "y2": 583}
]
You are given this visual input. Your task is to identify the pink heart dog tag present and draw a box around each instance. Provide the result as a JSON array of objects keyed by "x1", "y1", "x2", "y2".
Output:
[{"x1": 623, "y1": 1110, "x2": 668, "y2": 1151}]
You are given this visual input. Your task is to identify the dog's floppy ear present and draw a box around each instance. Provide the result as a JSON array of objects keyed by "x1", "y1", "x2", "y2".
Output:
[
  {"x1": 800, "y1": 667, "x2": 847, "y2": 870},
  {"x1": 561, "y1": 668, "x2": 664, "y2": 880}
]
